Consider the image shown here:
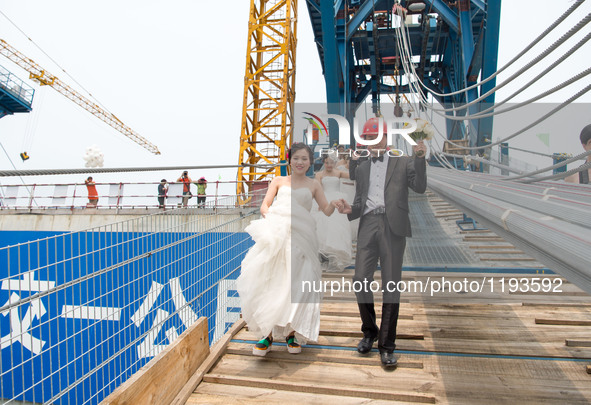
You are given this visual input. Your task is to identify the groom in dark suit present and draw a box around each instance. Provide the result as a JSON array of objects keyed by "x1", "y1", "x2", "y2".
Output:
[{"x1": 338, "y1": 117, "x2": 427, "y2": 367}]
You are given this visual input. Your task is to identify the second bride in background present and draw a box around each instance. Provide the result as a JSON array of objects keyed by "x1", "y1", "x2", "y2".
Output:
[{"x1": 313, "y1": 152, "x2": 353, "y2": 272}]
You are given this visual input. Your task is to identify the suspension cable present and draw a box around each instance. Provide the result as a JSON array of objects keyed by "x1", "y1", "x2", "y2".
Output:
[
  {"x1": 429, "y1": 66, "x2": 591, "y2": 121},
  {"x1": 502, "y1": 149, "x2": 591, "y2": 181},
  {"x1": 394, "y1": 0, "x2": 587, "y2": 98},
  {"x1": 394, "y1": 5, "x2": 591, "y2": 117},
  {"x1": 0, "y1": 163, "x2": 287, "y2": 177},
  {"x1": 0, "y1": 9, "x2": 112, "y2": 113},
  {"x1": 518, "y1": 161, "x2": 591, "y2": 184}
]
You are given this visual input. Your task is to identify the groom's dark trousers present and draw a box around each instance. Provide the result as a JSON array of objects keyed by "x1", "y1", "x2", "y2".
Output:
[{"x1": 348, "y1": 155, "x2": 426, "y2": 353}]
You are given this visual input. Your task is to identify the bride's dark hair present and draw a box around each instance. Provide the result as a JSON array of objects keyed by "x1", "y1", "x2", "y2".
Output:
[{"x1": 287, "y1": 143, "x2": 313, "y2": 164}]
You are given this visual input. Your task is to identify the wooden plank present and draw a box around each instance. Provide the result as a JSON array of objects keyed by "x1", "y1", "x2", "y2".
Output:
[
  {"x1": 536, "y1": 319, "x2": 591, "y2": 326},
  {"x1": 171, "y1": 318, "x2": 246, "y2": 405},
  {"x1": 102, "y1": 317, "x2": 209, "y2": 405},
  {"x1": 188, "y1": 382, "x2": 409, "y2": 404},
  {"x1": 202, "y1": 374, "x2": 437, "y2": 404},
  {"x1": 463, "y1": 236, "x2": 504, "y2": 241},
  {"x1": 463, "y1": 235, "x2": 504, "y2": 239},
  {"x1": 434, "y1": 214, "x2": 464, "y2": 218},
  {"x1": 565, "y1": 340, "x2": 591, "y2": 347},
  {"x1": 512, "y1": 291, "x2": 589, "y2": 296},
  {"x1": 459, "y1": 230, "x2": 492, "y2": 234},
  {"x1": 523, "y1": 302, "x2": 591, "y2": 308},
  {"x1": 468, "y1": 245, "x2": 517, "y2": 249},
  {"x1": 225, "y1": 342, "x2": 423, "y2": 369},
  {"x1": 474, "y1": 250, "x2": 525, "y2": 254},
  {"x1": 319, "y1": 329, "x2": 424, "y2": 340},
  {"x1": 321, "y1": 310, "x2": 413, "y2": 320}
]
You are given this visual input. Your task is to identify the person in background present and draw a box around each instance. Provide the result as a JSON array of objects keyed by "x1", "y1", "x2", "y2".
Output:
[
  {"x1": 85, "y1": 176, "x2": 98, "y2": 208},
  {"x1": 565, "y1": 124, "x2": 591, "y2": 184},
  {"x1": 313, "y1": 154, "x2": 352, "y2": 272},
  {"x1": 177, "y1": 171, "x2": 193, "y2": 206},
  {"x1": 196, "y1": 177, "x2": 207, "y2": 208},
  {"x1": 158, "y1": 179, "x2": 168, "y2": 209}
]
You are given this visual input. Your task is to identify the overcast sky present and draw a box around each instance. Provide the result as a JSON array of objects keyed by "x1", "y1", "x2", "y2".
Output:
[{"x1": 0, "y1": 0, "x2": 589, "y2": 196}]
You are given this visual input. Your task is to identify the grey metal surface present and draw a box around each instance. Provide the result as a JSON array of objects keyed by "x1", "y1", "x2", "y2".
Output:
[
  {"x1": 428, "y1": 167, "x2": 591, "y2": 294},
  {"x1": 405, "y1": 192, "x2": 474, "y2": 266}
]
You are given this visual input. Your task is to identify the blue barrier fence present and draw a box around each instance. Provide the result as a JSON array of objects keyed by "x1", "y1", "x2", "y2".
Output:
[{"x1": 0, "y1": 206, "x2": 255, "y2": 404}]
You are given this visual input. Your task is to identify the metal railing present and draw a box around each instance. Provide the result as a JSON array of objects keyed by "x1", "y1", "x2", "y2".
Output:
[
  {"x1": 0, "y1": 189, "x2": 267, "y2": 404},
  {"x1": 0, "y1": 64, "x2": 35, "y2": 106},
  {"x1": 0, "y1": 180, "x2": 270, "y2": 211}
]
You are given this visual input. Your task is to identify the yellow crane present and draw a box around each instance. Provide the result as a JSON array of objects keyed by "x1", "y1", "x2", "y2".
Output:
[
  {"x1": 236, "y1": 0, "x2": 297, "y2": 204},
  {"x1": 0, "y1": 38, "x2": 160, "y2": 155}
]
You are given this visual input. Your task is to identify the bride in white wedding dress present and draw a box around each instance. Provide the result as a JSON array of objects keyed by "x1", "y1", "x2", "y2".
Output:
[
  {"x1": 314, "y1": 154, "x2": 353, "y2": 272},
  {"x1": 237, "y1": 143, "x2": 342, "y2": 356}
]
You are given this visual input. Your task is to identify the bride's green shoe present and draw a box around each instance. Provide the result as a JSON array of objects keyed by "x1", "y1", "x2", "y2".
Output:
[
  {"x1": 286, "y1": 335, "x2": 301, "y2": 354},
  {"x1": 253, "y1": 336, "x2": 273, "y2": 356}
]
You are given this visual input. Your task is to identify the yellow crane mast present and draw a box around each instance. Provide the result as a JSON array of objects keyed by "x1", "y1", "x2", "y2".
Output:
[
  {"x1": 0, "y1": 39, "x2": 160, "y2": 155},
  {"x1": 236, "y1": 0, "x2": 297, "y2": 204}
]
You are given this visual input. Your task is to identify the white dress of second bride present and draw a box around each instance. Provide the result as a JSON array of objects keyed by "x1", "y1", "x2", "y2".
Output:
[
  {"x1": 237, "y1": 186, "x2": 322, "y2": 344},
  {"x1": 337, "y1": 164, "x2": 359, "y2": 242},
  {"x1": 313, "y1": 176, "x2": 352, "y2": 271}
]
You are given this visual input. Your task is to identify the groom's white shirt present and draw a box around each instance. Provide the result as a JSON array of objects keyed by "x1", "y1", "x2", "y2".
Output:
[{"x1": 363, "y1": 157, "x2": 387, "y2": 215}]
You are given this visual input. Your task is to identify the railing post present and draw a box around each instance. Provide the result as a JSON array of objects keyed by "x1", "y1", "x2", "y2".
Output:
[
  {"x1": 28, "y1": 184, "x2": 36, "y2": 210},
  {"x1": 71, "y1": 184, "x2": 77, "y2": 211},
  {"x1": 215, "y1": 181, "x2": 219, "y2": 209},
  {"x1": 117, "y1": 182, "x2": 123, "y2": 209}
]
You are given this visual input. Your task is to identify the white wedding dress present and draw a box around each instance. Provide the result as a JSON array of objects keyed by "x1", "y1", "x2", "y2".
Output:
[
  {"x1": 336, "y1": 164, "x2": 359, "y2": 242},
  {"x1": 237, "y1": 186, "x2": 321, "y2": 344},
  {"x1": 313, "y1": 176, "x2": 352, "y2": 272}
]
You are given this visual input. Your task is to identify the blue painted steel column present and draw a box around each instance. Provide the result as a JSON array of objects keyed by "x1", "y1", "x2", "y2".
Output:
[
  {"x1": 500, "y1": 142, "x2": 509, "y2": 175},
  {"x1": 367, "y1": 21, "x2": 380, "y2": 116},
  {"x1": 459, "y1": 0, "x2": 480, "y2": 147},
  {"x1": 478, "y1": 0, "x2": 501, "y2": 147},
  {"x1": 552, "y1": 153, "x2": 568, "y2": 175},
  {"x1": 320, "y1": 0, "x2": 345, "y2": 147}
]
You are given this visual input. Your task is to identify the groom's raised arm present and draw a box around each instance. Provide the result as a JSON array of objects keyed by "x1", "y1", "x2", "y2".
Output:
[{"x1": 406, "y1": 156, "x2": 427, "y2": 194}]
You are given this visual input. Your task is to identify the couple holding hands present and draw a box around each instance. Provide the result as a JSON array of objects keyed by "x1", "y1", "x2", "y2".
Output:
[{"x1": 238, "y1": 118, "x2": 427, "y2": 367}]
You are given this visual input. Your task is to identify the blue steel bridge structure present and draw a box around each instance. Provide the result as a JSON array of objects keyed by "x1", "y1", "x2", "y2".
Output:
[{"x1": 306, "y1": 0, "x2": 500, "y2": 147}]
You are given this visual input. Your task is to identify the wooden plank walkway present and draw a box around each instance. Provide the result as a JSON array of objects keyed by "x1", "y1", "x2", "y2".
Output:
[
  {"x1": 184, "y1": 273, "x2": 591, "y2": 404},
  {"x1": 183, "y1": 191, "x2": 591, "y2": 404}
]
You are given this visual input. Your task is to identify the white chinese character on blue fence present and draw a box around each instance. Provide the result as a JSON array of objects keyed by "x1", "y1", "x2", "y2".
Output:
[
  {"x1": 132, "y1": 277, "x2": 199, "y2": 359},
  {"x1": 0, "y1": 271, "x2": 55, "y2": 355},
  {"x1": 213, "y1": 279, "x2": 240, "y2": 342}
]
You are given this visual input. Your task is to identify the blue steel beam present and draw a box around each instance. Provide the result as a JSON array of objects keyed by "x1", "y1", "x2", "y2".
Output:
[
  {"x1": 335, "y1": 0, "x2": 344, "y2": 15},
  {"x1": 320, "y1": 0, "x2": 342, "y2": 106},
  {"x1": 320, "y1": 0, "x2": 345, "y2": 146},
  {"x1": 306, "y1": 0, "x2": 321, "y2": 13},
  {"x1": 306, "y1": 0, "x2": 499, "y2": 149},
  {"x1": 472, "y1": 0, "x2": 485, "y2": 12},
  {"x1": 458, "y1": 0, "x2": 474, "y2": 79},
  {"x1": 423, "y1": 0, "x2": 459, "y2": 34},
  {"x1": 347, "y1": 0, "x2": 375, "y2": 40},
  {"x1": 367, "y1": 21, "x2": 380, "y2": 115},
  {"x1": 477, "y1": 0, "x2": 501, "y2": 147},
  {"x1": 459, "y1": 0, "x2": 479, "y2": 146}
]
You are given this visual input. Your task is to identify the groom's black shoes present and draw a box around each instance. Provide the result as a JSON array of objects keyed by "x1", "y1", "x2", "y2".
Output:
[
  {"x1": 380, "y1": 351, "x2": 398, "y2": 367},
  {"x1": 357, "y1": 336, "x2": 378, "y2": 354}
]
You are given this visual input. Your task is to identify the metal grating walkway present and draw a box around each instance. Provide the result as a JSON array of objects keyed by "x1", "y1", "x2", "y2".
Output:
[{"x1": 404, "y1": 192, "x2": 475, "y2": 266}]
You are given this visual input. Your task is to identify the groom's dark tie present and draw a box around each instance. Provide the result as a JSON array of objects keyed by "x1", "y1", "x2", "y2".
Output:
[{"x1": 371, "y1": 155, "x2": 384, "y2": 163}]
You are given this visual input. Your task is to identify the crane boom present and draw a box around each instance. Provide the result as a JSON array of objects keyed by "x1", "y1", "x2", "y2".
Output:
[{"x1": 0, "y1": 39, "x2": 160, "y2": 155}]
